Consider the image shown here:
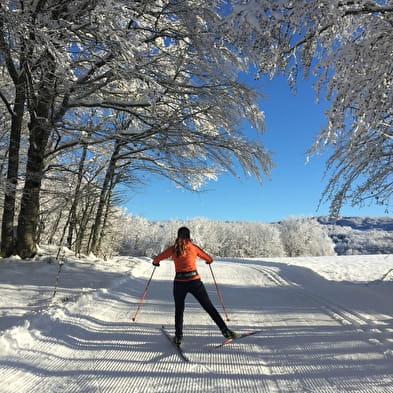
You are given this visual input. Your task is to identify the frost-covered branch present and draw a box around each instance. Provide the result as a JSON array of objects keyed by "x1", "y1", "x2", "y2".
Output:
[{"x1": 224, "y1": 0, "x2": 393, "y2": 214}]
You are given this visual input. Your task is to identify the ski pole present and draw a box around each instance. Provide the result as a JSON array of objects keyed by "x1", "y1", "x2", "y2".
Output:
[
  {"x1": 132, "y1": 266, "x2": 157, "y2": 322},
  {"x1": 208, "y1": 264, "x2": 230, "y2": 321}
]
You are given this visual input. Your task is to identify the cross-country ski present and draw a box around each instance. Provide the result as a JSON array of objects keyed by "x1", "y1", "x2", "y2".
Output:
[
  {"x1": 214, "y1": 330, "x2": 261, "y2": 348},
  {"x1": 161, "y1": 325, "x2": 190, "y2": 362}
]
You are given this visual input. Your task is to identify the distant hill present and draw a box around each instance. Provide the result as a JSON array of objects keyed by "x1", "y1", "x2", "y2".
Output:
[
  {"x1": 317, "y1": 216, "x2": 393, "y2": 255},
  {"x1": 317, "y1": 216, "x2": 393, "y2": 231}
]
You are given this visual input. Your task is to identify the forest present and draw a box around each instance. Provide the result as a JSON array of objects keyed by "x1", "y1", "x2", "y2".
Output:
[
  {"x1": 1, "y1": 1, "x2": 392, "y2": 259},
  {"x1": 54, "y1": 212, "x2": 393, "y2": 259}
]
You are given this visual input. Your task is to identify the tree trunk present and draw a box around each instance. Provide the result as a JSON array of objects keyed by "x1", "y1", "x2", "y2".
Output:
[
  {"x1": 47, "y1": 210, "x2": 63, "y2": 245},
  {"x1": 94, "y1": 179, "x2": 116, "y2": 257},
  {"x1": 88, "y1": 141, "x2": 121, "y2": 256},
  {"x1": 16, "y1": 115, "x2": 50, "y2": 258},
  {"x1": 66, "y1": 143, "x2": 88, "y2": 249},
  {"x1": 15, "y1": 47, "x2": 56, "y2": 259},
  {"x1": 1, "y1": 82, "x2": 25, "y2": 257},
  {"x1": 75, "y1": 189, "x2": 97, "y2": 255}
]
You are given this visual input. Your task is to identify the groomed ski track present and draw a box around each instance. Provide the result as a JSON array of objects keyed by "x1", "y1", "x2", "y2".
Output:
[{"x1": 2, "y1": 256, "x2": 393, "y2": 393}]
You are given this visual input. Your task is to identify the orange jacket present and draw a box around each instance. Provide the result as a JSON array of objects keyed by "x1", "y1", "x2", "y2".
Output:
[{"x1": 153, "y1": 239, "x2": 213, "y2": 281}]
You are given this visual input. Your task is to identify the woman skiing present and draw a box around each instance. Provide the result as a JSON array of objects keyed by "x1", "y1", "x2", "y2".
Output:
[{"x1": 153, "y1": 226, "x2": 236, "y2": 345}]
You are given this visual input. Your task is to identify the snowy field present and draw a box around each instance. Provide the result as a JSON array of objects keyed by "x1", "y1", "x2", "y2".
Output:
[{"x1": 1, "y1": 249, "x2": 393, "y2": 393}]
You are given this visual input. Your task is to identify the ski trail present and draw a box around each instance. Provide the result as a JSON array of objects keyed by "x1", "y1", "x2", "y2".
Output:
[
  {"x1": 242, "y1": 261, "x2": 393, "y2": 393},
  {"x1": 258, "y1": 264, "x2": 393, "y2": 355},
  {"x1": 1, "y1": 257, "x2": 393, "y2": 392}
]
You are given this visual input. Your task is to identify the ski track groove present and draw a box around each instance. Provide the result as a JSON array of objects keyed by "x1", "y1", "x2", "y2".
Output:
[
  {"x1": 247, "y1": 264, "x2": 393, "y2": 392},
  {"x1": 252, "y1": 265, "x2": 393, "y2": 355},
  {"x1": 3, "y1": 258, "x2": 393, "y2": 392},
  {"x1": 199, "y1": 331, "x2": 280, "y2": 393}
]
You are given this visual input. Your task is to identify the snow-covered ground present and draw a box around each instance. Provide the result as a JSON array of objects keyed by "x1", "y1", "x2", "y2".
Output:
[{"x1": 1, "y1": 249, "x2": 393, "y2": 393}]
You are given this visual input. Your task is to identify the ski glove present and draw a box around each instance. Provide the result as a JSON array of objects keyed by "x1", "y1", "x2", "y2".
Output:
[{"x1": 152, "y1": 261, "x2": 160, "y2": 267}]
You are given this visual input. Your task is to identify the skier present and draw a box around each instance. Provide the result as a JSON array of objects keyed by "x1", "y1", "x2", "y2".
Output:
[{"x1": 153, "y1": 226, "x2": 237, "y2": 345}]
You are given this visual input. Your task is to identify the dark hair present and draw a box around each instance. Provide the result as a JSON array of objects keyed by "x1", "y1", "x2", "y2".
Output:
[
  {"x1": 174, "y1": 227, "x2": 190, "y2": 257},
  {"x1": 177, "y1": 226, "x2": 190, "y2": 239}
]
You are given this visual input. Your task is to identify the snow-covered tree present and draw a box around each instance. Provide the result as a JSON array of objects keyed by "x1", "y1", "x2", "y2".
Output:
[
  {"x1": 224, "y1": 0, "x2": 393, "y2": 215},
  {"x1": 119, "y1": 217, "x2": 299, "y2": 258},
  {"x1": 0, "y1": 0, "x2": 273, "y2": 258},
  {"x1": 4, "y1": 0, "x2": 390, "y2": 260},
  {"x1": 279, "y1": 217, "x2": 336, "y2": 257}
]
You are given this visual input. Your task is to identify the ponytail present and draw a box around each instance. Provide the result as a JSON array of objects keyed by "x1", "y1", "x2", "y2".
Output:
[
  {"x1": 174, "y1": 226, "x2": 191, "y2": 257},
  {"x1": 174, "y1": 238, "x2": 187, "y2": 257}
]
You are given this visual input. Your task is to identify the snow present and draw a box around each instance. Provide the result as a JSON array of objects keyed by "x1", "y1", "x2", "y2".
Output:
[{"x1": 1, "y1": 248, "x2": 393, "y2": 393}]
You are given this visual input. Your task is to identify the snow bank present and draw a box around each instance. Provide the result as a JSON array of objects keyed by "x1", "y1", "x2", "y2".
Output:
[{"x1": 0, "y1": 321, "x2": 36, "y2": 356}]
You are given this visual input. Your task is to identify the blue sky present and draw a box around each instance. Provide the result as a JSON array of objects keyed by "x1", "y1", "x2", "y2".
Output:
[{"x1": 122, "y1": 76, "x2": 389, "y2": 223}]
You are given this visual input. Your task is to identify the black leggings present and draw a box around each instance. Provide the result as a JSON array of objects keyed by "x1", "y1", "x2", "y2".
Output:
[{"x1": 173, "y1": 279, "x2": 228, "y2": 337}]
